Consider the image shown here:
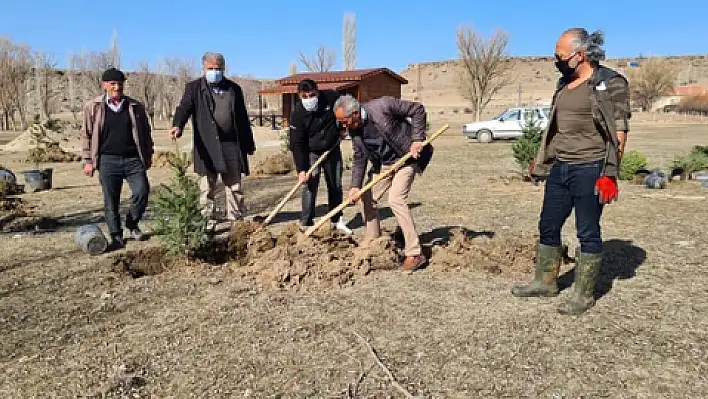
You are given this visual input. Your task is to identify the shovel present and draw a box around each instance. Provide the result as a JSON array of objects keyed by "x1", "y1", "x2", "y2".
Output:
[
  {"x1": 303, "y1": 124, "x2": 449, "y2": 237},
  {"x1": 262, "y1": 148, "x2": 333, "y2": 225}
]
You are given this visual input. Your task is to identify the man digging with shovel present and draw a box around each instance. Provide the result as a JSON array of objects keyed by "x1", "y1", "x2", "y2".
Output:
[
  {"x1": 289, "y1": 79, "x2": 352, "y2": 234},
  {"x1": 334, "y1": 94, "x2": 432, "y2": 271}
]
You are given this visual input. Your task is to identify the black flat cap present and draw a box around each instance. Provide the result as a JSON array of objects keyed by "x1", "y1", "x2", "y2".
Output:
[{"x1": 101, "y1": 67, "x2": 126, "y2": 82}]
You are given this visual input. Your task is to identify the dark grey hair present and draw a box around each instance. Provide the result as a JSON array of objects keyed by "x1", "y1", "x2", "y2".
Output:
[
  {"x1": 333, "y1": 94, "x2": 360, "y2": 117},
  {"x1": 202, "y1": 52, "x2": 225, "y2": 68},
  {"x1": 564, "y1": 28, "x2": 606, "y2": 64}
]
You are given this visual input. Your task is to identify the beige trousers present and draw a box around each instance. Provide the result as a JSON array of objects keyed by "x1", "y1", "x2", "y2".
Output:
[
  {"x1": 199, "y1": 141, "x2": 246, "y2": 221},
  {"x1": 361, "y1": 164, "x2": 421, "y2": 256}
]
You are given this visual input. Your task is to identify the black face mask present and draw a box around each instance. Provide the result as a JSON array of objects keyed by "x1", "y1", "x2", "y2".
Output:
[{"x1": 555, "y1": 59, "x2": 577, "y2": 79}]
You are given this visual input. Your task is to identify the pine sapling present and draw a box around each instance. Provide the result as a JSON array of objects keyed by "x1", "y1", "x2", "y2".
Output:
[
  {"x1": 512, "y1": 113, "x2": 544, "y2": 177},
  {"x1": 153, "y1": 141, "x2": 208, "y2": 257}
]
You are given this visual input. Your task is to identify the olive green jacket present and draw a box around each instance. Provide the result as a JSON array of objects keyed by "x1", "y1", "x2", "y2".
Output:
[{"x1": 531, "y1": 65, "x2": 631, "y2": 178}]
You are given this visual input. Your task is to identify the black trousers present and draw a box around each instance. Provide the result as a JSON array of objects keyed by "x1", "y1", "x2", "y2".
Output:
[
  {"x1": 301, "y1": 146, "x2": 343, "y2": 225},
  {"x1": 98, "y1": 154, "x2": 150, "y2": 237}
]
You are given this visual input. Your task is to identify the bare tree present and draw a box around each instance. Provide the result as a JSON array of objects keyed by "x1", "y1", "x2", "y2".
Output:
[
  {"x1": 342, "y1": 12, "x2": 357, "y2": 70},
  {"x1": 626, "y1": 58, "x2": 676, "y2": 111},
  {"x1": 298, "y1": 45, "x2": 336, "y2": 72},
  {"x1": 130, "y1": 61, "x2": 158, "y2": 125},
  {"x1": 455, "y1": 25, "x2": 513, "y2": 121},
  {"x1": 34, "y1": 51, "x2": 59, "y2": 119},
  {"x1": 109, "y1": 29, "x2": 120, "y2": 68},
  {"x1": 0, "y1": 37, "x2": 33, "y2": 130},
  {"x1": 67, "y1": 53, "x2": 79, "y2": 120},
  {"x1": 73, "y1": 50, "x2": 113, "y2": 99},
  {"x1": 288, "y1": 61, "x2": 298, "y2": 75},
  {"x1": 160, "y1": 57, "x2": 197, "y2": 119}
]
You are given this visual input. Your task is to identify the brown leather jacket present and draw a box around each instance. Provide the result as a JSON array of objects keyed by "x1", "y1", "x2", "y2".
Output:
[
  {"x1": 81, "y1": 95, "x2": 154, "y2": 169},
  {"x1": 531, "y1": 65, "x2": 631, "y2": 178}
]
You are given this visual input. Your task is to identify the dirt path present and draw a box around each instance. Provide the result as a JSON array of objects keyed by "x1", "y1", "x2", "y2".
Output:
[{"x1": 1, "y1": 121, "x2": 707, "y2": 397}]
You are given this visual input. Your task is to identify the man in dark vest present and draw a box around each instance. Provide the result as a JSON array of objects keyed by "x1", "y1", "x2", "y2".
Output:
[
  {"x1": 289, "y1": 79, "x2": 351, "y2": 234},
  {"x1": 81, "y1": 67, "x2": 153, "y2": 250},
  {"x1": 170, "y1": 52, "x2": 256, "y2": 230},
  {"x1": 512, "y1": 28, "x2": 631, "y2": 315}
]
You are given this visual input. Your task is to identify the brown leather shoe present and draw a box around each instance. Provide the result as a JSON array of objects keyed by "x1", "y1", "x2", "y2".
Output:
[{"x1": 400, "y1": 254, "x2": 427, "y2": 271}]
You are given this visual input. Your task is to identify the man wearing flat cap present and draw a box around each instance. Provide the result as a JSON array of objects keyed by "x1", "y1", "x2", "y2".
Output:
[{"x1": 81, "y1": 67, "x2": 154, "y2": 250}]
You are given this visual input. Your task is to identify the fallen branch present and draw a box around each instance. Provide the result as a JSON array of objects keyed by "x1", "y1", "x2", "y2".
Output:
[{"x1": 352, "y1": 331, "x2": 415, "y2": 398}]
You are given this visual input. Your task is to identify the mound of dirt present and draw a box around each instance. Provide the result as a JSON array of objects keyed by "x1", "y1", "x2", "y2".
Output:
[
  {"x1": 3, "y1": 127, "x2": 81, "y2": 153},
  {"x1": 152, "y1": 151, "x2": 192, "y2": 168},
  {"x1": 251, "y1": 153, "x2": 294, "y2": 176},
  {"x1": 228, "y1": 221, "x2": 400, "y2": 289},
  {"x1": 428, "y1": 228, "x2": 537, "y2": 275},
  {"x1": 0, "y1": 215, "x2": 59, "y2": 233},
  {"x1": 26, "y1": 143, "x2": 81, "y2": 163}
]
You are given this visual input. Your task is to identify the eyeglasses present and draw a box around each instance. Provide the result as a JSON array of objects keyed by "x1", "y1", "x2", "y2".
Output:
[{"x1": 554, "y1": 52, "x2": 577, "y2": 62}]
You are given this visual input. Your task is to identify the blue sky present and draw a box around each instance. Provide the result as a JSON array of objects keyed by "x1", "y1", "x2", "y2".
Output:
[{"x1": 1, "y1": 0, "x2": 706, "y2": 78}]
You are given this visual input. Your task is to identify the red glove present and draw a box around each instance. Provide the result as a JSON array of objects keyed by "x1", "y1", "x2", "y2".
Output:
[{"x1": 594, "y1": 176, "x2": 618, "y2": 204}]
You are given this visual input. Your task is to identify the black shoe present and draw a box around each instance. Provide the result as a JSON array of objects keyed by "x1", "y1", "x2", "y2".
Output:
[
  {"x1": 109, "y1": 235, "x2": 125, "y2": 251},
  {"x1": 128, "y1": 227, "x2": 145, "y2": 241}
]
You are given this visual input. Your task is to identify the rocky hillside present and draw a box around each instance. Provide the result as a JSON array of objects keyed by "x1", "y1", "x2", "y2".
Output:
[{"x1": 399, "y1": 55, "x2": 708, "y2": 118}]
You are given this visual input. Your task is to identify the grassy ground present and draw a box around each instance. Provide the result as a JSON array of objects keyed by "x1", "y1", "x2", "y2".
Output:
[{"x1": 1, "y1": 120, "x2": 707, "y2": 397}]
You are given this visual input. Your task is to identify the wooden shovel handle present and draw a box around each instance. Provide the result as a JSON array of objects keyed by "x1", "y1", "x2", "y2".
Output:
[
  {"x1": 303, "y1": 124, "x2": 449, "y2": 237},
  {"x1": 262, "y1": 148, "x2": 332, "y2": 225}
]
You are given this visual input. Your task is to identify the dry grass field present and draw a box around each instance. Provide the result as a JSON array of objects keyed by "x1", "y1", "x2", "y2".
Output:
[{"x1": 1, "y1": 115, "x2": 706, "y2": 396}]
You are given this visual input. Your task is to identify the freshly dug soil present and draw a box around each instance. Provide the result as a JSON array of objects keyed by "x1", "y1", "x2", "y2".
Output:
[
  {"x1": 152, "y1": 151, "x2": 192, "y2": 168},
  {"x1": 427, "y1": 228, "x2": 538, "y2": 275},
  {"x1": 251, "y1": 153, "x2": 294, "y2": 176},
  {"x1": 228, "y1": 221, "x2": 399, "y2": 290},
  {"x1": 103, "y1": 223, "x2": 541, "y2": 290},
  {"x1": 26, "y1": 143, "x2": 81, "y2": 163}
]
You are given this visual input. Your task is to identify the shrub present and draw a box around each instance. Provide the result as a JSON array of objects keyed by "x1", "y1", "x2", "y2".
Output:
[
  {"x1": 676, "y1": 95, "x2": 708, "y2": 115},
  {"x1": 152, "y1": 143, "x2": 208, "y2": 257},
  {"x1": 278, "y1": 129, "x2": 290, "y2": 153},
  {"x1": 619, "y1": 150, "x2": 648, "y2": 180},
  {"x1": 669, "y1": 145, "x2": 708, "y2": 175},
  {"x1": 512, "y1": 113, "x2": 544, "y2": 174}
]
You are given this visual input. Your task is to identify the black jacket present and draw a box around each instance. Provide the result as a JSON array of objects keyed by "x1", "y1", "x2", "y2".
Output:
[
  {"x1": 172, "y1": 77, "x2": 256, "y2": 175},
  {"x1": 288, "y1": 89, "x2": 341, "y2": 172}
]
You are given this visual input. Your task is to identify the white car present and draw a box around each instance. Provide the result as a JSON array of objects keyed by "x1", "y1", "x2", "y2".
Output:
[{"x1": 462, "y1": 106, "x2": 551, "y2": 143}]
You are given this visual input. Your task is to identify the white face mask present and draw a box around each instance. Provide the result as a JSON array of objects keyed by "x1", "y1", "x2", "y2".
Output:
[{"x1": 301, "y1": 96, "x2": 318, "y2": 112}]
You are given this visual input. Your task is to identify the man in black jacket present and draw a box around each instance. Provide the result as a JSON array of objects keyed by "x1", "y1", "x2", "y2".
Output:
[
  {"x1": 169, "y1": 52, "x2": 256, "y2": 229},
  {"x1": 289, "y1": 79, "x2": 351, "y2": 234}
]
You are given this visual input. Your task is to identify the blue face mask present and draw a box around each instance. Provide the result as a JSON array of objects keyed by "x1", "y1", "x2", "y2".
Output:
[{"x1": 205, "y1": 69, "x2": 223, "y2": 84}]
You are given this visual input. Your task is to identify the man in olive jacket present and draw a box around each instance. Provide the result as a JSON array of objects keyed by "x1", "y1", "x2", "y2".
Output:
[
  {"x1": 512, "y1": 28, "x2": 631, "y2": 315},
  {"x1": 170, "y1": 52, "x2": 255, "y2": 228}
]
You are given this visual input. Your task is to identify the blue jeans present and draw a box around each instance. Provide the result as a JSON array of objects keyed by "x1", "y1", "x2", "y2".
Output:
[
  {"x1": 539, "y1": 160, "x2": 604, "y2": 254},
  {"x1": 98, "y1": 155, "x2": 150, "y2": 237}
]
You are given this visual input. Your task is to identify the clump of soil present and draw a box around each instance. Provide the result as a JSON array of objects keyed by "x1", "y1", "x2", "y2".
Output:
[
  {"x1": 1, "y1": 214, "x2": 58, "y2": 233},
  {"x1": 26, "y1": 143, "x2": 81, "y2": 163},
  {"x1": 152, "y1": 151, "x2": 192, "y2": 168},
  {"x1": 251, "y1": 152, "x2": 294, "y2": 176},
  {"x1": 0, "y1": 197, "x2": 26, "y2": 230},
  {"x1": 109, "y1": 247, "x2": 172, "y2": 278},
  {"x1": 228, "y1": 221, "x2": 399, "y2": 289},
  {"x1": 107, "y1": 239, "x2": 233, "y2": 278},
  {"x1": 428, "y1": 228, "x2": 537, "y2": 275}
]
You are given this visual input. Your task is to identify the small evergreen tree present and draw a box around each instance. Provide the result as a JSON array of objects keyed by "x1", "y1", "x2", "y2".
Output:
[
  {"x1": 512, "y1": 113, "x2": 544, "y2": 176},
  {"x1": 153, "y1": 142, "x2": 208, "y2": 257}
]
